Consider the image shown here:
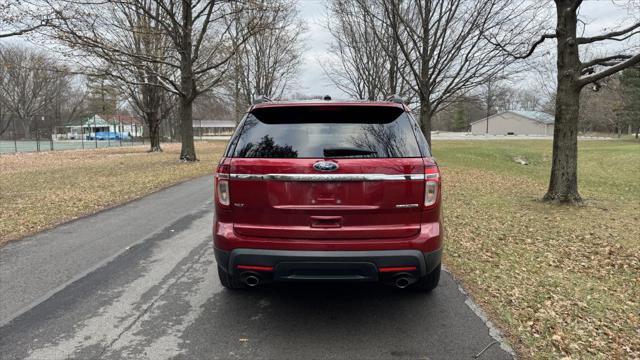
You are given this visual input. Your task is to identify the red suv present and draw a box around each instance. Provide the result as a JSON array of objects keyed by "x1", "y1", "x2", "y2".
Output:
[{"x1": 214, "y1": 98, "x2": 442, "y2": 291}]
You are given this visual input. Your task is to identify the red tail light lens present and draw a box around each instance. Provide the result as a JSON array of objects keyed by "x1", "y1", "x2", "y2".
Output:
[
  {"x1": 215, "y1": 164, "x2": 230, "y2": 207},
  {"x1": 425, "y1": 166, "x2": 440, "y2": 207}
]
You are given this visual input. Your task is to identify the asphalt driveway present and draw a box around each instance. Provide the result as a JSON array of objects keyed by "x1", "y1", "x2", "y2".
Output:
[{"x1": 0, "y1": 176, "x2": 513, "y2": 360}]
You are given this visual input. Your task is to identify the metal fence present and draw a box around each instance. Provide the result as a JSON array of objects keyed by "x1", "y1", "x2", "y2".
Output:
[{"x1": 0, "y1": 115, "x2": 180, "y2": 154}]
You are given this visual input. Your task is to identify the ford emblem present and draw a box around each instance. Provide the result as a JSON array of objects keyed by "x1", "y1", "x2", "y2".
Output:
[{"x1": 313, "y1": 161, "x2": 339, "y2": 172}]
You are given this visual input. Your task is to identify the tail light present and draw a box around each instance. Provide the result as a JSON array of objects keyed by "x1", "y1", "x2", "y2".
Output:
[
  {"x1": 424, "y1": 165, "x2": 440, "y2": 207},
  {"x1": 215, "y1": 163, "x2": 230, "y2": 207}
]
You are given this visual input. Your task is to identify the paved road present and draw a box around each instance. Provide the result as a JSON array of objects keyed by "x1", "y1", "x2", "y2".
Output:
[{"x1": 0, "y1": 176, "x2": 513, "y2": 360}]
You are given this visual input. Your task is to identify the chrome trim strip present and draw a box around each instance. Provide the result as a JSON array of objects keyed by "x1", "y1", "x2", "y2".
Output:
[
  {"x1": 395, "y1": 203, "x2": 419, "y2": 208},
  {"x1": 230, "y1": 173, "x2": 425, "y2": 182}
]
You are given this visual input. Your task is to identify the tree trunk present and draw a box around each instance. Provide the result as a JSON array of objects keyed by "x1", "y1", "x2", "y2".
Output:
[
  {"x1": 21, "y1": 118, "x2": 31, "y2": 139},
  {"x1": 388, "y1": 55, "x2": 397, "y2": 95},
  {"x1": 543, "y1": 0, "x2": 582, "y2": 204},
  {"x1": 388, "y1": 7, "x2": 399, "y2": 96},
  {"x1": 0, "y1": 120, "x2": 10, "y2": 136},
  {"x1": 146, "y1": 111, "x2": 162, "y2": 152},
  {"x1": 178, "y1": 0, "x2": 197, "y2": 162},
  {"x1": 544, "y1": 83, "x2": 582, "y2": 203},
  {"x1": 419, "y1": 95, "x2": 432, "y2": 146},
  {"x1": 179, "y1": 94, "x2": 196, "y2": 161}
]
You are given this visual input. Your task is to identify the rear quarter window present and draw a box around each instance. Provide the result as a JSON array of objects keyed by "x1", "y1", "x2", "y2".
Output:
[{"x1": 228, "y1": 105, "x2": 429, "y2": 158}]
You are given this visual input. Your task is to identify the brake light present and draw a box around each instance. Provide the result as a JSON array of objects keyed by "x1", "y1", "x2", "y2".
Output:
[
  {"x1": 424, "y1": 166, "x2": 440, "y2": 207},
  {"x1": 237, "y1": 265, "x2": 274, "y2": 272},
  {"x1": 215, "y1": 164, "x2": 230, "y2": 206},
  {"x1": 379, "y1": 266, "x2": 417, "y2": 273}
]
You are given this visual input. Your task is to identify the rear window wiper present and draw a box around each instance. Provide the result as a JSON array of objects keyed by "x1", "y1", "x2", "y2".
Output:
[{"x1": 323, "y1": 147, "x2": 377, "y2": 157}]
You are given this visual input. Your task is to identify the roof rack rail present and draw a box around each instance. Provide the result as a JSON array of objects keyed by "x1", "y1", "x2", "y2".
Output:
[
  {"x1": 253, "y1": 95, "x2": 272, "y2": 105},
  {"x1": 385, "y1": 94, "x2": 405, "y2": 104}
]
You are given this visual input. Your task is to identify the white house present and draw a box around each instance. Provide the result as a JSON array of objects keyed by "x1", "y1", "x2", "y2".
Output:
[
  {"x1": 57, "y1": 115, "x2": 144, "y2": 139},
  {"x1": 470, "y1": 110, "x2": 555, "y2": 136}
]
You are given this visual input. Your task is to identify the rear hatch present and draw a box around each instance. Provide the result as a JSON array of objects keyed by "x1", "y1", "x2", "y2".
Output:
[{"x1": 227, "y1": 104, "x2": 427, "y2": 240}]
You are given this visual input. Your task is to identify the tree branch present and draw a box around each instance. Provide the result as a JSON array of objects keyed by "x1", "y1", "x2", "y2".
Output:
[
  {"x1": 486, "y1": 32, "x2": 556, "y2": 60},
  {"x1": 579, "y1": 53, "x2": 640, "y2": 86},
  {"x1": 582, "y1": 54, "x2": 633, "y2": 69},
  {"x1": 577, "y1": 22, "x2": 640, "y2": 44},
  {"x1": 0, "y1": 23, "x2": 47, "y2": 38}
]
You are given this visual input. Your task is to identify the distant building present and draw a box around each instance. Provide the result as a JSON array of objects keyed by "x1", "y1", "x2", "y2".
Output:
[
  {"x1": 192, "y1": 120, "x2": 236, "y2": 137},
  {"x1": 56, "y1": 115, "x2": 144, "y2": 139},
  {"x1": 470, "y1": 110, "x2": 555, "y2": 136}
]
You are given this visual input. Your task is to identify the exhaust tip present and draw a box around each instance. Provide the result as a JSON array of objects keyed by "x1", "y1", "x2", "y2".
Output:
[
  {"x1": 244, "y1": 275, "x2": 260, "y2": 287},
  {"x1": 395, "y1": 277, "x2": 411, "y2": 289}
]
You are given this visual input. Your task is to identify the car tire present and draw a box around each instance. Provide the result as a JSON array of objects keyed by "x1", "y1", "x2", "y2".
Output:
[
  {"x1": 217, "y1": 266, "x2": 241, "y2": 290},
  {"x1": 413, "y1": 263, "x2": 441, "y2": 292}
]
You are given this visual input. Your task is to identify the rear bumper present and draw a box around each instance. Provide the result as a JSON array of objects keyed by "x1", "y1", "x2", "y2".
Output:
[
  {"x1": 215, "y1": 248, "x2": 442, "y2": 282},
  {"x1": 214, "y1": 221, "x2": 443, "y2": 253}
]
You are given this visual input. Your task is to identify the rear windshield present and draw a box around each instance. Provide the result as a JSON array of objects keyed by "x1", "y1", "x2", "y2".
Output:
[{"x1": 229, "y1": 106, "x2": 427, "y2": 158}]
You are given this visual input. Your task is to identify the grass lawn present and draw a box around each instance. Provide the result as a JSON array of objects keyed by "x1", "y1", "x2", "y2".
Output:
[
  {"x1": 433, "y1": 139, "x2": 640, "y2": 359},
  {"x1": 0, "y1": 142, "x2": 226, "y2": 245}
]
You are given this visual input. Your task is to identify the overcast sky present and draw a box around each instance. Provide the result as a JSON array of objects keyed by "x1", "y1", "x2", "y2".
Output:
[
  {"x1": 296, "y1": 0, "x2": 334, "y2": 97},
  {"x1": 294, "y1": 0, "x2": 640, "y2": 99}
]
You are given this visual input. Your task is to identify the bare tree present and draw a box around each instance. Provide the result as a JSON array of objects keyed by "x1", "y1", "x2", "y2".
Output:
[
  {"x1": 128, "y1": 0, "x2": 273, "y2": 161},
  {"x1": 0, "y1": 46, "x2": 71, "y2": 137},
  {"x1": 231, "y1": 0, "x2": 305, "y2": 111},
  {"x1": 504, "y1": 0, "x2": 640, "y2": 203},
  {"x1": 324, "y1": 0, "x2": 412, "y2": 102},
  {"x1": 351, "y1": 0, "x2": 542, "y2": 145},
  {"x1": 110, "y1": 2, "x2": 175, "y2": 152},
  {"x1": 32, "y1": 0, "x2": 176, "y2": 151},
  {"x1": 44, "y1": 0, "x2": 271, "y2": 160}
]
